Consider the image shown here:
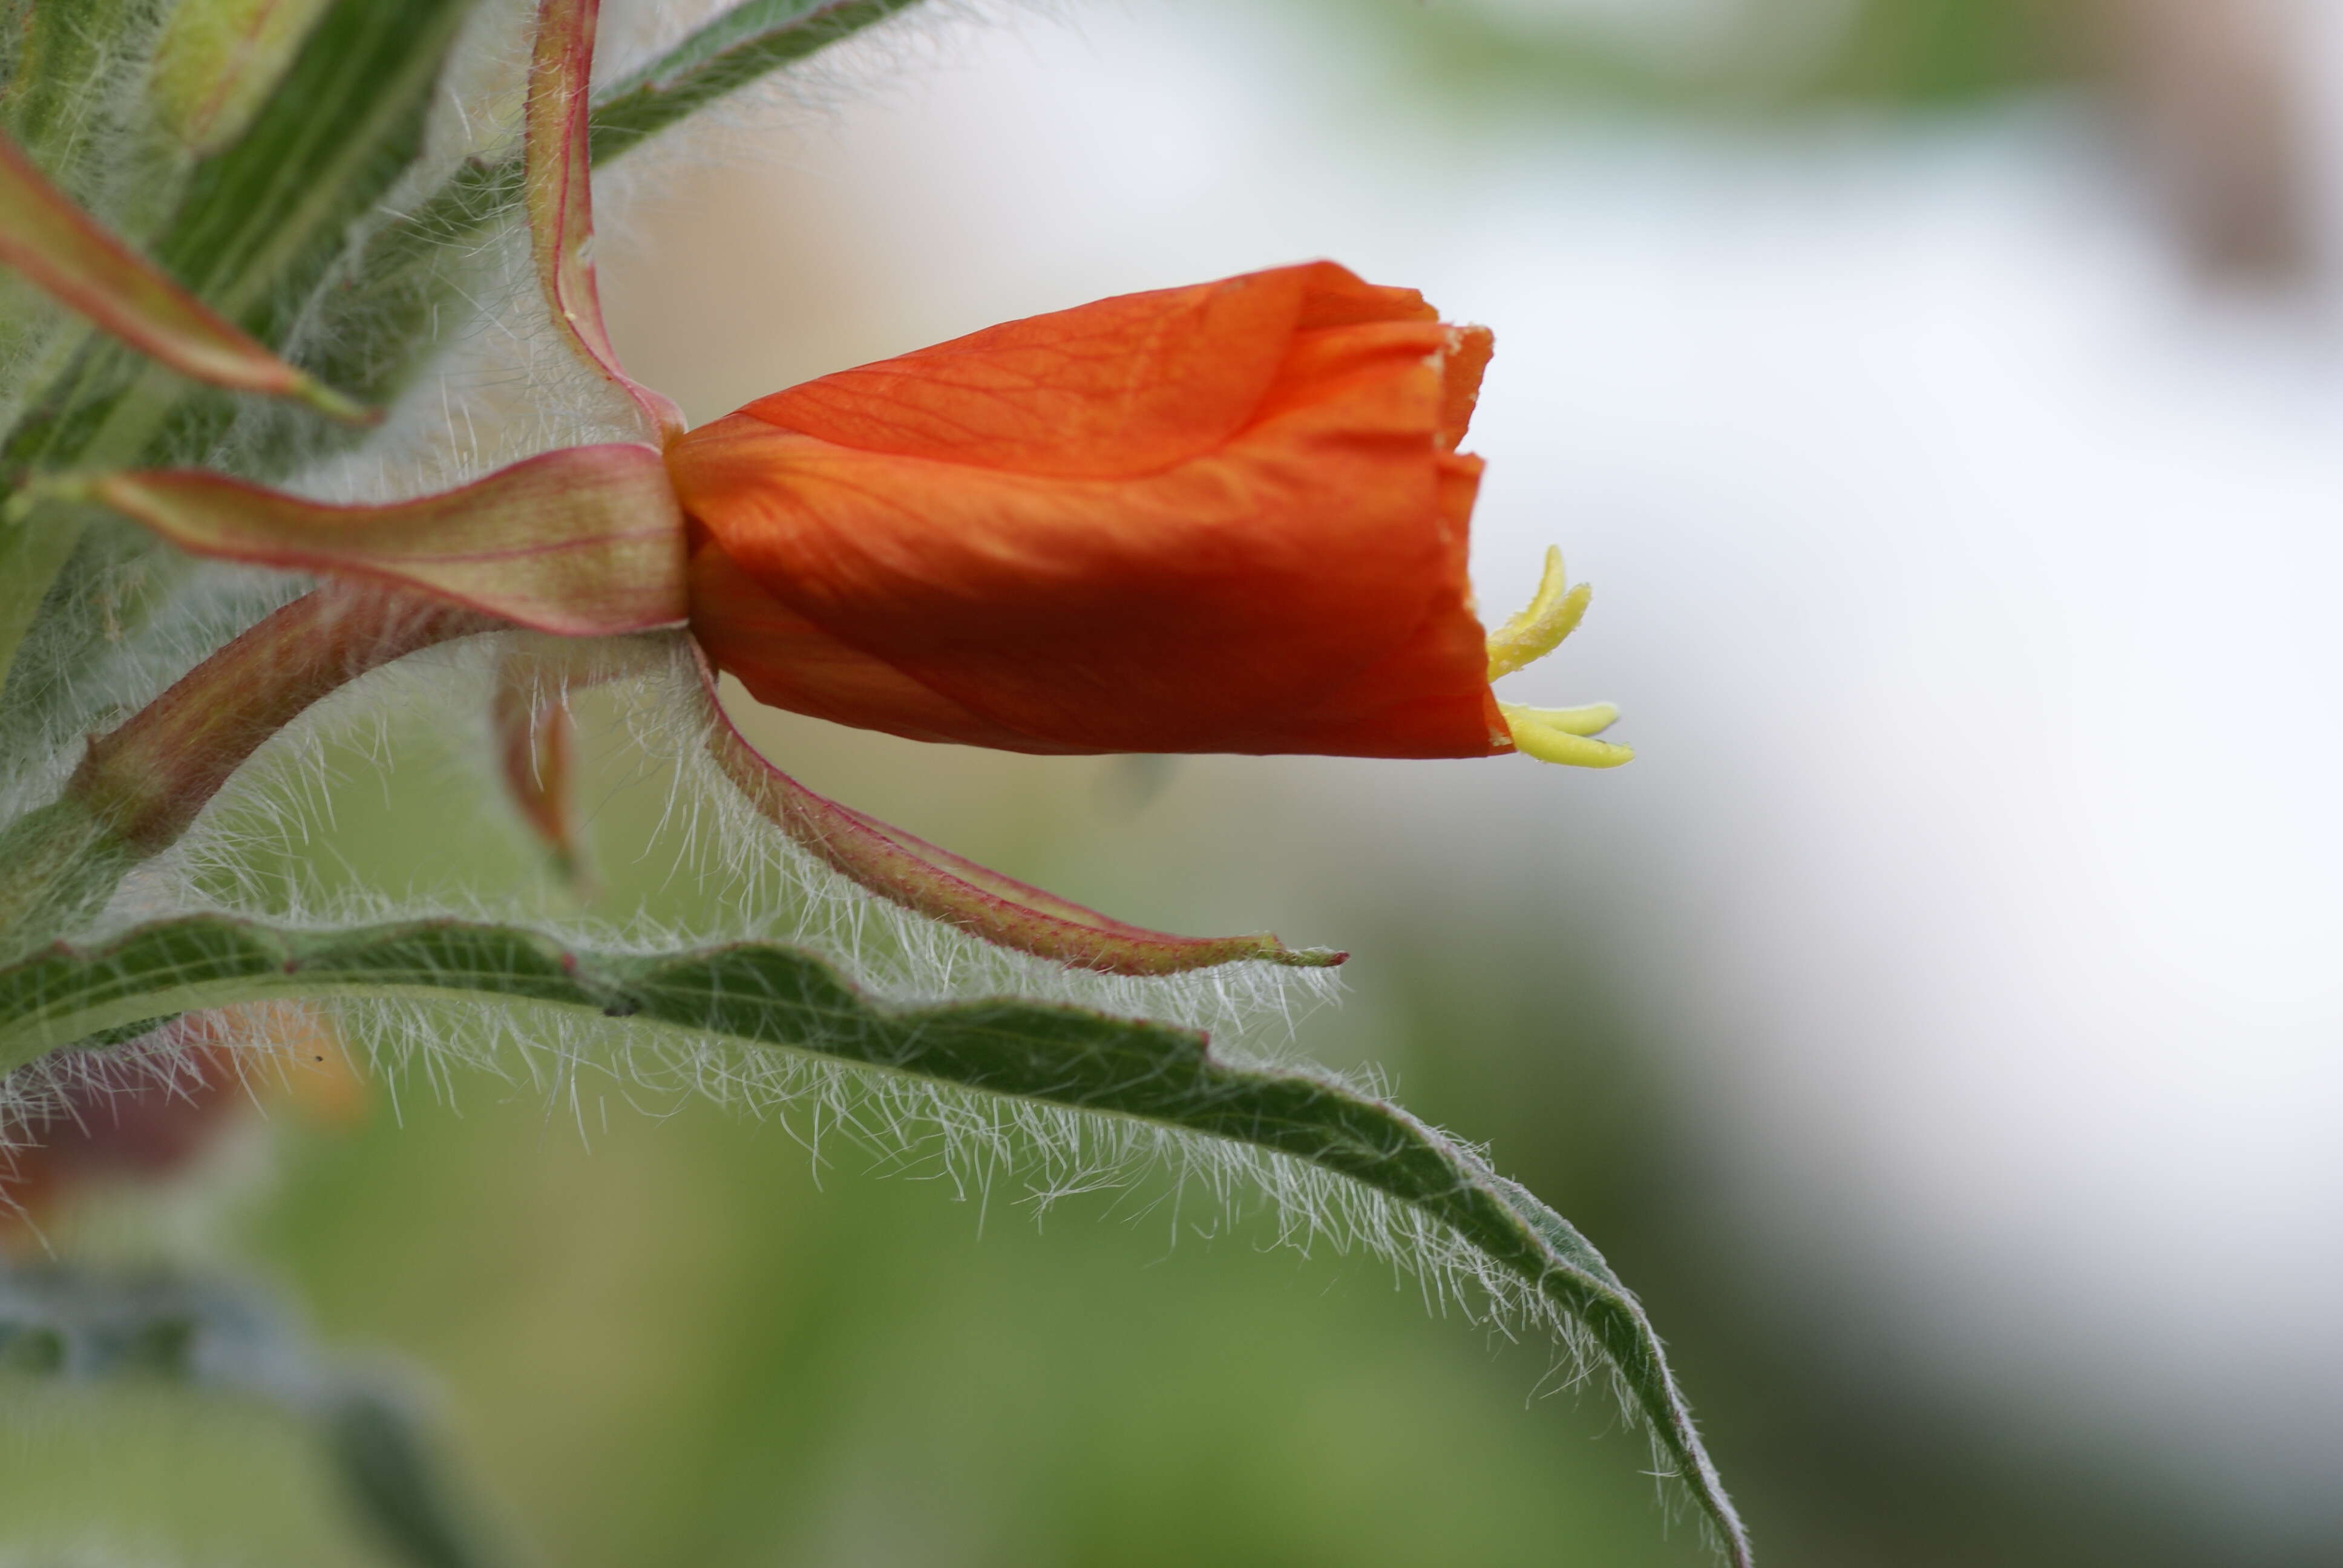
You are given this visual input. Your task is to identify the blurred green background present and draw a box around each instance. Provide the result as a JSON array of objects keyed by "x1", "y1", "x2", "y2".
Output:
[{"x1": 13, "y1": 1, "x2": 2343, "y2": 1565}]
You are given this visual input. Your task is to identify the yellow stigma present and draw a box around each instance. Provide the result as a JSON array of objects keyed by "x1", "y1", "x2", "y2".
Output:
[{"x1": 1487, "y1": 545, "x2": 1633, "y2": 768}]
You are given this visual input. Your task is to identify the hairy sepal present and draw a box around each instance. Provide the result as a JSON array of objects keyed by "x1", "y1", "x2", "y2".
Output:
[
  {"x1": 64, "y1": 585, "x2": 496, "y2": 860},
  {"x1": 491, "y1": 642, "x2": 586, "y2": 886},
  {"x1": 0, "y1": 130, "x2": 372, "y2": 423},
  {"x1": 0, "y1": 912, "x2": 1748, "y2": 1564},
  {"x1": 525, "y1": 0, "x2": 685, "y2": 440},
  {"x1": 335, "y1": 0, "x2": 936, "y2": 431},
  {"x1": 698, "y1": 659, "x2": 1344, "y2": 978},
  {"x1": 69, "y1": 445, "x2": 688, "y2": 637}
]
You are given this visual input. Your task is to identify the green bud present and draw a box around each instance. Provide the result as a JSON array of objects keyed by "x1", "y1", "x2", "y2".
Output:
[{"x1": 148, "y1": 0, "x2": 335, "y2": 157}]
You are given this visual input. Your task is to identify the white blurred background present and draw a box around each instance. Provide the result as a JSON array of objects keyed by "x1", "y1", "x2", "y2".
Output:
[{"x1": 578, "y1": 0, "x2": 2343, "y2": 1557}]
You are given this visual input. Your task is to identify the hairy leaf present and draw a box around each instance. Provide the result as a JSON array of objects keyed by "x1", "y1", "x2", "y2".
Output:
[
  {"x1": 589, "y1": 0, "x2": 935, "y2": 166},
  {"x1": 149, "y1": 0, "x2": 341, "y2": 158},
  {"x1": 152, "y1": 0, "x2": 474, "y2": 347},
  {"x1": 306, "y1": 0, "x2": 932, "y2": 454},
  {"x1": 364, "y1": 0, "x2": 931, "y2": 260},
  {"x1": 0, "y1": 914, "x2": 1749, "y2": 1564},
  {"x1": 0, "y1": 0, "x2": 152, "y2": 182}
]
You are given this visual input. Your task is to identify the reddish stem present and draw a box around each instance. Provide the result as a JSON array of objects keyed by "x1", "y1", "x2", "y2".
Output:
[{"x1": 71, "y1": 586, "x2": 497, "y2": 854}]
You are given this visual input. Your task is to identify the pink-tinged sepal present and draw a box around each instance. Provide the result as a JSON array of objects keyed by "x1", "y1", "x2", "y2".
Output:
[
  {"x1": 524, "y1": 0, "x2": 684, "y2": 442},
  {"x1": 693, "y1": 650, "x2": 1342, "y2": 977},
  {"x1": 51, "y1": 444, "x2": 689, "y2": 637},
  {"x1": 0, "y1": 129, "x2": 374, "y2": 423},
  {"x1": 70, "y1": 584, "x2": 498, "y2": 855},
  {"x1": 491, "y1": 642, "x2": 588, "y2": 888}
]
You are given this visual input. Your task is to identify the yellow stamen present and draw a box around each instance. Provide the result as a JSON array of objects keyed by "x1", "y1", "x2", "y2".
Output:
[
  {"x1": 1499, "y1": 702, "x2": 1634, "y2": 768},
  {"x1": 1505, "y1": 700, "x2": 1619, "y2": 737},
  {"x1": 1486, "y1": 544, "x2": 1590, "y2": 681},
  {"x1": 1484, "y1": 546, "x2": 1633, "y2": 768}
]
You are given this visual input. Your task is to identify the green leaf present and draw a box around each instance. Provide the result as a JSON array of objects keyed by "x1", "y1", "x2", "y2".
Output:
[
  {"x1": 0, "y1": 0, "x2": 153, "y2": 181},
  {"x1": 589, "y1": 0, "x2": 934, "y2": 166},
  {"x1": 134, "y1": 0, "x2": 475, "y2": 466},
  {"x1": 0, "y1": 500, "x2": 91, "y2": 712},
  {"x1": 151, "y1": 0, "x2": 474, "y2": 345},
  {"x1": 149, "y1": 0, "x2": 342, "y2": 158},
  {"x1": 306, "y1": 0, "x2": 931, "y2": 456},
  {"x1": 1, "y1": 0, "x2": 474, "y2": 710},
  {"x1": 0, "y1": 0, "x2": 475, "y2": 482},
  {"x1": 0, "y1": 513, "x2": 195, "y2": 774},
  {"x1": 0, "y1": 913, "x2": 1750, "y2": 1564},
  {"x1": 361, "y1": 0, "x2": 933, "y2": 283}
]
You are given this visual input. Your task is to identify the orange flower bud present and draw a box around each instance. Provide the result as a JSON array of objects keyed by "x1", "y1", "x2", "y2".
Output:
[
  {"x1": 666, "y1": 262, "x2": 1512, "y2": 759},
  {"x1": 56, "y1": 261, "x2": 1619, "y2": 974}
]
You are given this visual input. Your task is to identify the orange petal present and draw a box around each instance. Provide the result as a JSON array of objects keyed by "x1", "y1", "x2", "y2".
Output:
[
  {"x1": 672, "y1": 273, "x2": 1498, "y2": 759},
  {"x1": 739, "y1": 261, "x2": 1438, "y2": 480},
  {"x1": 687, "y1": 540, "x2": 1062, "y2": 751},
  {"x1": 1437, "y1": 324, "x2": 1494, "y2": 453}
]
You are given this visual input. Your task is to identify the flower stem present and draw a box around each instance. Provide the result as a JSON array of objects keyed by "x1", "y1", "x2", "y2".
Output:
[
  {"x1": 72, "y1": 584, "x2": 496, "y2": 853},
  {"x1": 0, "y1": 585, "x2": 495, "y2": 959}
]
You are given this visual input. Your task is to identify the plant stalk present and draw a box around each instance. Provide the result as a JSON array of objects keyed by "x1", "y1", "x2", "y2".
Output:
[{"x1": 0, "y1": 585, "x2": 494, "y2": 959}]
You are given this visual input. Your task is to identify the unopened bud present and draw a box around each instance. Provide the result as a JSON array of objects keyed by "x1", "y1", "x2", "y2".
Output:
[{"x1": 149, "y1": 0, "x2": 335, "y2": 157}]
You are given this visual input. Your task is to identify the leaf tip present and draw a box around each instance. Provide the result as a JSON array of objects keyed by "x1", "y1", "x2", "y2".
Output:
[{"x1": 1267, "y1": 943, "x2": 1346, "y2": 970}]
